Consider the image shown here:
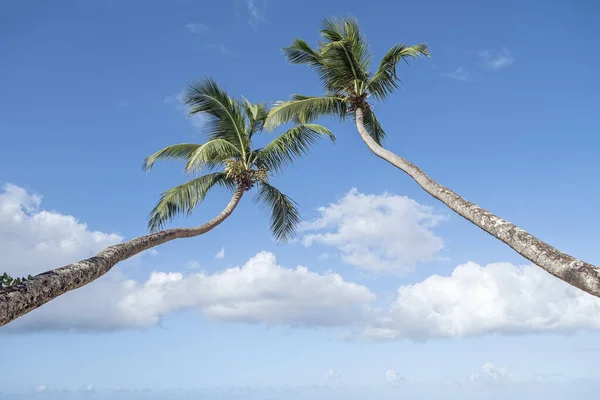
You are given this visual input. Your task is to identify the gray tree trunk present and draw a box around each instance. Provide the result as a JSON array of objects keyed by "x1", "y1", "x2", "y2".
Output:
[
  {"x1": 354, "y1": 107, "x2": 600, "y2": 297},
  {"x1": 0, "y1": 187, "x2": 245, "y2": 327}
]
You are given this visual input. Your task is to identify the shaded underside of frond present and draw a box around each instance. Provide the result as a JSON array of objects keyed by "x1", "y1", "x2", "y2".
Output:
[
  {"x1": 148, "y1": 173, "x2": 236, "y2": 232},
  {"x1": 361, "y1": 109, "x2": 386, "y2": 145},
  {"x1": 254, "y1": 182, "x2": 300, "y2": 243},
  {"x1": 367, "y1": 43, "x2": 430, "y2": 101}
]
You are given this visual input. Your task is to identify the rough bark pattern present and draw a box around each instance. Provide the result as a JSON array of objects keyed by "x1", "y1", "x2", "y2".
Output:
[
  {"x1": 0, "y1": 187, "x2": 245, "y2": 327},
  {"x1": 354, "y1": 107, "x2": 600, "y2": 298}
]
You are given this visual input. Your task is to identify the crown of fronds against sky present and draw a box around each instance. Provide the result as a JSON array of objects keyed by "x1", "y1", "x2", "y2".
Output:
[{"x1": 1, "y1": 1, "x2": 599, "y2": 399}]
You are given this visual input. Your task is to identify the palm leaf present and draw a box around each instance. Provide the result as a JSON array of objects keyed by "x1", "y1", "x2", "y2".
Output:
[
  {"x1": 362, "y1": 109, "x2": 386, "y2": 145},
  {"x1": 142, "y1": 143, "x2": 202, "y2": 171},
  {"x1": 256, "y1": 124, "x2": 336, "y2": 173},
  {"x1": 254, "y1": 182, "x2": 300, "y2": 243},
  {"x1": 148, "y1": 173, "x2": 236, "y2": 232},
  {"x1": 184, "y1": 138, "x2": 242, "y2": 174},
  {"x1": 283, "y1": 38, "x2": 323, "y2": 67},
  {"x1": 242, "y1": 97, "x2": 268, "y2": 138},
  {"x1": 183, "y1": 78, "x2": 249, "y2": 155},
  {"x1": 265, "y1": 95, "x2": 347, "y2": 130},
  {"x1": 367, "y1": 43, "x2": 429, "y2": 101}
]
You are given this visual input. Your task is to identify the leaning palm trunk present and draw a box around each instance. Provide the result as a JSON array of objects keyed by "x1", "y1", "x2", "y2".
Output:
[
  {"x1": 354, "y1": 107, "x2": 600, "y2": 297},
  {"x1": 0, "y1": 187, "x2": 244, "y2": 327}
]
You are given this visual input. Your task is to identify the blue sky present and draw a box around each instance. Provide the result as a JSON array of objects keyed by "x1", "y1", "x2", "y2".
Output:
[{"x1": 1, "y1": 0, "x2": 600, "y2": 399}]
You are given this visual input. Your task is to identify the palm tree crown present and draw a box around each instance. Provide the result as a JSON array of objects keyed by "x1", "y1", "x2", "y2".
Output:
[
  {"x1": 265, "y1": 17, "x2": 429, "y2": 144},
  {"x1": 143, "y1": 78, "x2": 335, "y2": 242}
]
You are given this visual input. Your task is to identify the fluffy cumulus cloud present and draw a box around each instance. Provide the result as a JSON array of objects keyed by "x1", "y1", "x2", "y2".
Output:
[
  {"x1": 470, "y1": 362, "x2": 511, "y2": 384},
  {"x1": 0, "y1": 183, "x2": 122, "y2": 277},
  {"x1": 117, "y1": 251, "x2": 375, "y2": 329},
  {"x1": 7, "y1": 251, "x2": 374, "y2": 332},
  {"x1": 301, "y1": 188, "x2": 446, "y2": 274},
  {"x1": 0, "y1": 184, "x2": 373, "y2": 332},
  {"x1": 4, "y1": 183, "x2": 600, "y2": 340},
  {"x1": 362, "y1": 261, "x2": 600, "y2": 340}
]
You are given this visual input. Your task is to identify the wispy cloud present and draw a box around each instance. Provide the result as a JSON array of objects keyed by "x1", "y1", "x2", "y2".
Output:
[
  {"x1": 325, "y1": 369, "x2": 341, "y2": 381},
  {"x1": 164, "y1": 92, "x2": 209, "y2": 129},
  {"x1": 442, "y1": 67, "x2": 470, "y2": 81},
  {"x1": 479, "y1": 48, "x2": 514, "y2": 70},
  {"x1": 386, "y1": 369, "x2": 405, "y2": 385},
  {"x1": 185, "y1": 22, "x2": 208, "y2": 35},
  {"x1": 215, "y1": 247, "x2": 225, "y2": 259},
  {"x1": 206, "y1": 43, "x2": 237, "y2": 58},
  {"x1": 236, "y1": 0, "x2": 266, "y2": 31}
]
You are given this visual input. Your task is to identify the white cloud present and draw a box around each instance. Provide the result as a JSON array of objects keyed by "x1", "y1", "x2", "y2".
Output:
[
  {"x1": 470, "y1": 362, "x2": 511, "y2": 384},
  {"x1": 301, "y1": 188, "x2": 446, "y2": 274},
  {"x1": 325, "y1": 369, "x2": 341, "y2": 381},
  {"x1": 0, "y1": 183, "x2": 122, "y2": 277},
  {"x1": 5, "y1": 184, "x2": 600, "y2": 341},
  {"x1": 479, "y1": 49, "x2": 514, "y2": 70},
  {"x1": 35, "y1": 385, "x2": 47, "y2": 393},
  {"x1": 6, "y1": 250, "x2": 375, "y2": 332},
  {"x1": 442, "y1": 67, "x2": 470, "y2": 81},
  {"x1": 241, "y1": 0, "x2": 266, "y2": 30},
  {"x1": 362, "y1": 261, "x2": 600, "y2": 340},
  {"x1": 185, "y1": 23, "x2": 208, "y2": 34},
  {"x1": 215, "y1": 247, "x2": 225, "y2": 259},
  {"x1": 385, "y1": 369, "x2": 404, "y2": 385},
  {"x1": 82, "y1": 384, "x2": 95, "y2": 392}
]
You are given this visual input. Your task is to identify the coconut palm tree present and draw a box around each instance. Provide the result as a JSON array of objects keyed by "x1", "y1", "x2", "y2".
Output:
[
  {"x1": 0, "y1": 78, "x2": 335, "y2": 327},
  {"x1": 265, "y1": 17, "x2": 600, "y2": 298}
]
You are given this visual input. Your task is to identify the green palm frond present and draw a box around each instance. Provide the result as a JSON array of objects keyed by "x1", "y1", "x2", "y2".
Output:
[
  {"x1": 183, "y1": 78, "x2": 248, "y2": 155},
  {"x1": 362, "y1": 109, "x2": 386, "y2": 145},
  {"x1": 367, "y1": 43, "x2": 429, "y2": 101},
  {"x1": 256, "y1": 124, "x2": 335, "y2": 173},
  {"x1": 320, "y1": 17, "x2": 371, "y2": 76},
  {"x1": 242, "y1": 97, "x2": 268, "y2": 138},
  {"x1": 254, "y1": 182, "x2": 300, "y2": 243},
  {"x1": 283, "y1": 38, "x2": 323, "y2": 67},
  {"x1": 184, "y1": 138, "x2": 242, "y2": 174},
  {"x1": 148, "y1": 172, "x2": 236, "y2": 232},
  {"x1": 142, "y1": 143, "x2": 202, "y2": 171},
  {"x1": 265, "y1": 95, "x2": 347, "y2": 130}
]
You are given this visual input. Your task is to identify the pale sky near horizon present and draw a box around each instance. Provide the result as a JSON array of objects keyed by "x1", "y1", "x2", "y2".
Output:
[{"x1": 1, "y1": 0, "x2": 600, "y2": 399}]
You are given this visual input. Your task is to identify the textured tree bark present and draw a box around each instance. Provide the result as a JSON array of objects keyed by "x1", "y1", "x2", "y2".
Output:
[
  {"x1": 0, "y1": 187, "x2": 244, "y2": 327},
  {"x1": 354, "y1": 107, "x2": 600, "y2": 297}
]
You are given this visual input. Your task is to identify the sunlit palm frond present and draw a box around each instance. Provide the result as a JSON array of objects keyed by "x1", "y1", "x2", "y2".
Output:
[
  {"x1": 183, "y1": 138, "x2": 242, "y2": 174},
  {"x1": 142, "y1": 143, "x2": 202, "y2": 171},
  {"x1": 367, "y1": 43, "x2": 429, "y2": 101},
  {"x1": 256, "y1": 123, "x2": 335, "y2": 173},
  {"x1": 265, "y1": 95, "x2": 347, "y2": 130},
  {"x1": 148, "y1": 173, "x2": 236, "y2": 232},
  {"x1": 320, "y1": 17, "x2": 371, "y2": 72},
  {"x1": 254, "y1": 182, "x2": 300, "y2": 243},
  {"x1": 183, "y1": 78, "x2": 248, "y2": 153},
  {"x1": 362, "y1": 109, "x2": 386, "y2": 145}
]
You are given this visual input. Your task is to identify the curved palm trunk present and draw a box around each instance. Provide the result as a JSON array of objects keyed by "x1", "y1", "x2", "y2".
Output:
[
  {"x1": 354, "y1": 107, "x2": 600, "y2": 298},
  {"x1": 0, "y1": 187, "x2": 245, "y2": 327}
]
